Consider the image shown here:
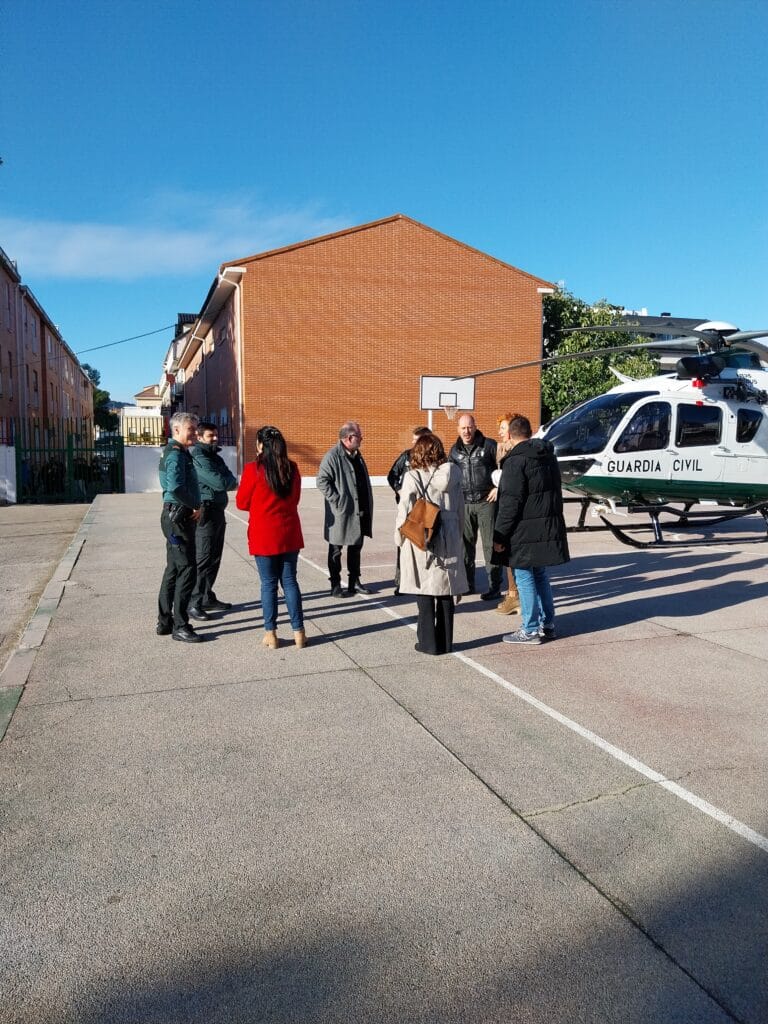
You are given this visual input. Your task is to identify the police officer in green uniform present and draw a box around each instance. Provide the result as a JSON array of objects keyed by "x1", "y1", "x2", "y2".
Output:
[
  {"x1": 188, "y1": 420, "x2": 237, "y2": 618},
  {"x1": 157, "y1": 411, "x2": 204, "y2": 642}
]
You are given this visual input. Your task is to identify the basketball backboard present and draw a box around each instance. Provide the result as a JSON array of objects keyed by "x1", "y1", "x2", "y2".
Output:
[{"x1": 419, "y1": 375, "x2": 475, "y2": 411}]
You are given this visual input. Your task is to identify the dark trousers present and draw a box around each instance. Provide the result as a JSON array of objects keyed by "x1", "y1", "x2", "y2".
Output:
[
  {"x1": 158, "y1": 508, "x2": 197, "y2": 628},
  {"x1": 416, "y1": 595, "x2": 455, "y2": 654},
  {"x1": 191, "y1": 505, "x2": 226, "y2": 606},
  {"x1": 328, "y1": 542, "x2": 363, "y2": 588},
  {"x1": 462, "y1": 500, "x2": 502, "y2": 592}
]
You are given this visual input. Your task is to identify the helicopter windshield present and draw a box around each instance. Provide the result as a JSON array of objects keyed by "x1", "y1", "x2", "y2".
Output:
[{"x1": 544, "y1": 391, "x2": 659, "y2": 456}]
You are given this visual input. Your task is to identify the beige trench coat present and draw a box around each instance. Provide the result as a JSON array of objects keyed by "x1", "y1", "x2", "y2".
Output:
[{"x1": 394, "y1": 462, "x2": 468, "y2": 597}]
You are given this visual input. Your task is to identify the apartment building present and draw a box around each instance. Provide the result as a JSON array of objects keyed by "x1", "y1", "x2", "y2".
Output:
[
  {"x1": 167, "y1": 214, "x2": 554, "y2": 476},
  {"x1": 0, "y1": 244, "x2": 93, "y2": 423}
]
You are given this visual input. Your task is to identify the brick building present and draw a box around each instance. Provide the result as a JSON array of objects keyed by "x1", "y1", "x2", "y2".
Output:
[
  {"x1": 174, "y1": 215, "x2": 553, "y2": 477},
  {"x1": 0, "y1": 244, "x2": 93, "y2": 423}
]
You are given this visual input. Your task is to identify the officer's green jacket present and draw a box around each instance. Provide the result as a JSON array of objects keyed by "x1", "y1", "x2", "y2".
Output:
[
  {"x1": 159, "y1": 440, "x2": 201, "y2": 508},
  {"x1": 190, "y1": 442, "x2": 237, "y2": 507}
]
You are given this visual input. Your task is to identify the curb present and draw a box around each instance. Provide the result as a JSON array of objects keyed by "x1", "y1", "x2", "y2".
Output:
[{"x1": 0, "y1": 503, "x2": 94, "y2": 742}]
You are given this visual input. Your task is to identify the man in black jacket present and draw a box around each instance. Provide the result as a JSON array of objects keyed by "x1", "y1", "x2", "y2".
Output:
[
  {"x1": 449, "y1": 414, "x2": 502, "y2": 599},
  {"x1": 492, "y1": 415, "x2": 570, "y2": 644}
]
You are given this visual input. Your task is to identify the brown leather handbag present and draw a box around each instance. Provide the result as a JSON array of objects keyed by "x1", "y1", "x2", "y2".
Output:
[{"x1": 399, "y1": 471, "x2": 441, "y2": 552}]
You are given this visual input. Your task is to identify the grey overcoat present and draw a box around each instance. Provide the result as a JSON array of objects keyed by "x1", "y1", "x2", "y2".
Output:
[
  {"x1": 317, "y1": 442, "x2": 374, "y2": 546},
  {"x1": 394, "y1": 462, "x2": 468, "y2": 597}
]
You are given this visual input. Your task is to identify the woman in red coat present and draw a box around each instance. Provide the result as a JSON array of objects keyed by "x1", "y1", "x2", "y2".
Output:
[{"x1": 236, "y1": 426, "x2": 306, "y2": 649}]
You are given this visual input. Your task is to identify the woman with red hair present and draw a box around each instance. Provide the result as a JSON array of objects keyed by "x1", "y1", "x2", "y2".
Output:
[{"x1": 493, "y1": 412, "x2": 522, "y2": 616}]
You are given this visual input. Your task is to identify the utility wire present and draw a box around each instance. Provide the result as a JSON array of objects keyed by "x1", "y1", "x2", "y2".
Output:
[{"x1": 75, "y1": 323, "x2": 176, "y2": 356}]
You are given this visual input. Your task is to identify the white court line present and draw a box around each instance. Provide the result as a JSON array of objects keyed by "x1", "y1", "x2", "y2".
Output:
[{"x1": 228, "y1": 512, "x2": 768, "y2": 855}]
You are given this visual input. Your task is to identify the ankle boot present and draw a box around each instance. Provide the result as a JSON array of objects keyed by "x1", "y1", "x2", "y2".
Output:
[
  {"x1": 294, "y1": 629, "x2": 307, "y2": 649},
  {"x1": 262, "y1": 630, "x2": 279, "y2": 649},
  {"x1": 496, "y1": 592, "x2": 521, "y2": 615}
]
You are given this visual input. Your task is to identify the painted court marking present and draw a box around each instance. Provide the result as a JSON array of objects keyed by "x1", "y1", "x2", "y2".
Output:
[{"x1": 227, "y1": 511, "x2": 768, "y2": 855}]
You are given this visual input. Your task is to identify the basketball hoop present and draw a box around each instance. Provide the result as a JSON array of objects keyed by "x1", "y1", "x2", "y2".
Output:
[{"x1": 442, "y1": 403, "x2": 457, "y2": 421}]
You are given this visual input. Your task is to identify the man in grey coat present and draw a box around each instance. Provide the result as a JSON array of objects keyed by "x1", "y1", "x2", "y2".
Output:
[{"x1": 317, "y1": 421, "x2": 374, "y2": 598}]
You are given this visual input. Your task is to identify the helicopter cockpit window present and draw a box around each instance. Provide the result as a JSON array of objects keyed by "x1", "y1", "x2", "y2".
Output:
[
  {"x1": 614, "y1": 402, "x2": 671, "y2": 453},
  {"x1": 736, "y1": 408, "x2": 762, "y2": 443},
  {"x1": 543, "y1": 391, "x2": 659, "y2": 457},
  {"x1": 675, "y1": 404, "x2": 722, "y2": 447}
]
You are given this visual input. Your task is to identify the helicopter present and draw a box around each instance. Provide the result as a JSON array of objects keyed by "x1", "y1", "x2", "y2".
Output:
[{"x1": 457, "y1": 318, "x2": 768, "y2": 547}]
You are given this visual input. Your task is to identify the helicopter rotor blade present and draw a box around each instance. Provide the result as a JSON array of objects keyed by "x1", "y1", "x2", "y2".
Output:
[
  {"x1": 453, "y1": 340, "x2": 696, "y2": 381},
  {"x1": 560, "y1": 323, "x2": 713, "y2": 343},
  {"x1": 721, "y1": 330, "x2": 768, "y2": 343}
]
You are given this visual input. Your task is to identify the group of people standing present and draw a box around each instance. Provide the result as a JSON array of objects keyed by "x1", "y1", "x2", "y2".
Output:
[
  {"x1": 390, "y1": 412, "x2": 569, "y2": 655},
  {"x1": 156, "y1": 409, "x2": 569, "y2": 654}
]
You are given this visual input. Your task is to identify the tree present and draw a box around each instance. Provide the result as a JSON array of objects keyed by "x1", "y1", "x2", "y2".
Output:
[
  {"x1": 82, "y1": 363, "x2": 119, "y2": 431},
  {"x1": 540, "y1": 288, "x2": 659, "y2": 421}
]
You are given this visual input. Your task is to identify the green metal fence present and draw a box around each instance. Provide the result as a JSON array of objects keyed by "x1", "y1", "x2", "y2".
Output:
[{"x1": 12, "y1": 418, "x2": 125, "y2": 504}]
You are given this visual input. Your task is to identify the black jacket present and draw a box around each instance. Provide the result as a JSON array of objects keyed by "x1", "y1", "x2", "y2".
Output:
[
  {"x1": 448, "y1": 432, "x2": 497, "y2": 503},
  {"x1": 493, "y1": 438, "x2": 570, "y2": 569},
  {"x1": 387, "y1": 448, "x2": 411, "y2": 501}
]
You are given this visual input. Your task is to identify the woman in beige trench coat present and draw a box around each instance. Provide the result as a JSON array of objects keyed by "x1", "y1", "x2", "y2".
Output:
[{"x1": 395, "y1": 434, "x2": 468, "y2": 654}]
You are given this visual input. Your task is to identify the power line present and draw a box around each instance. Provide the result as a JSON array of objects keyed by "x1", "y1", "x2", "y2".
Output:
[{"x1": 75, "y1": 324, "x2": 177, "y2": 355}]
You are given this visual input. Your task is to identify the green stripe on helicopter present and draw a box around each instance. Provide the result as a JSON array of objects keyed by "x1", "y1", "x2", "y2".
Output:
[{"x1": 564, "y1": 475, "x2": 768, "y2": 505}]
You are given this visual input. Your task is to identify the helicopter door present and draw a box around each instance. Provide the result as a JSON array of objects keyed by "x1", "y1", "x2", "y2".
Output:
[
  {"x1": 611, "y1": 401, "x2": 673, "y2": 482},
  {"x1": 668, "y1": 402, "x2": 725, "y2": 490},
  {"x1": 726, "y1": 408, "x2": 767, "y2": 494}
]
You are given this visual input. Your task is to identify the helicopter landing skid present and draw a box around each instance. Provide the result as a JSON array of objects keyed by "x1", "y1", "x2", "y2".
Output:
[{"x1": 599, "y1": 503, "x2": 768, "y2": 548}]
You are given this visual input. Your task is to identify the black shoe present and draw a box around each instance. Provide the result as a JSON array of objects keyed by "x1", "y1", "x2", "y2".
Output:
[
  {"x1": 348, "y1": 581, "x2": 373, "y2": 595},
  {"x1": 156, "y1": 621, "x2": 172, "y2": 636},
  {"x1": 188, "y1": 605, "x2": 210, "y2": 620},
  {"x1": 481, "y1": 589, "x2": 502, "y2": 601},
  {"x1": 203, "y1": 599, "x2": 232, "y2": 612},
  {"x1": 172, "y1": 624, "x2": 204, "y2": 643},
  {"x1": 330, "y1": 585, "x2": 349, "y2": 598},
  {"x1": 393, "y1": 587, "x2": 400, "y2": 596}
]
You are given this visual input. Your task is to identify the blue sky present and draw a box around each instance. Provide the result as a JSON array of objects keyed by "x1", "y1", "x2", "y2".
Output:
[{"x1": 2, "y1": 0, "x2": 766, "y2": 402}]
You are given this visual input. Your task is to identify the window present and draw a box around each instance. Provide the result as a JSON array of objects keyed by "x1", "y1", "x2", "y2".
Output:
[
  {"x1": 220, "y1": 407, "x2": 228, "y2": 425},
  {"x1": 8, "y1": 350, "x2": 12, "y2": 398},
  {"x1": 675, "y1": 404, "x2": 722, "y2": 447},
  {"x1": 544, "y1": 391, "x2": 660, "y2": 457},
  {"x1": 614, "y1": 401, "x2": 671, "y2": 453},
  {"x1": 736, "y1": 408, "x2": 762, "y2": 444},
  {"x1": 0, "y1": 346, "x2": 3, "y2": 396},
  {"x1": 4, "y1": 282, "x2": 10, "y2": 328}
]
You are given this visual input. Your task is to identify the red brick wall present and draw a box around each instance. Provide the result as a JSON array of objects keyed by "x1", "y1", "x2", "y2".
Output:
[{"x1": 234, "y1": 217, "x2": 549, "y2": 476}]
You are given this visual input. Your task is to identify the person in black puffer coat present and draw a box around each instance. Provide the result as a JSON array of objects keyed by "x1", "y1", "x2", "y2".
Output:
[{"x1": 492, "y1": 415, "x2": 569, "y2": 645}]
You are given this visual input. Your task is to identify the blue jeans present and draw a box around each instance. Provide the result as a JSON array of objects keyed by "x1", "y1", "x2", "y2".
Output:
[
  {"x1": 254, "y1": 552, "x2": 304, "y2": 631},
  {"x1": 513, "y1": 567, "x2": 555, "y2": 635}
]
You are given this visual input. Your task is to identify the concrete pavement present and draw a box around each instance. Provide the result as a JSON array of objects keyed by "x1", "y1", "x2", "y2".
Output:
[{"x1": 1, "y1": 489, "x2": 767, "y2": 1023}]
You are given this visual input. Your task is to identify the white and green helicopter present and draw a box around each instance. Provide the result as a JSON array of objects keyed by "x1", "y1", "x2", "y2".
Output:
[{"x1": 463, "y1": 319, "x2": 768, "y2": 547}]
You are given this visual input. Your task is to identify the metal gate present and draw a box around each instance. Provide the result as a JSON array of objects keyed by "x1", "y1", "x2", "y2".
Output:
[{"x1": 13, "y1": 418, "x2": 125, "y2": 503}]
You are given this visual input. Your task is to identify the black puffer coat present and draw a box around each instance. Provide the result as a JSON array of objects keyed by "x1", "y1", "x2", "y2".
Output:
[{"x1": 493, "y1": 438, "x2": 570, "y2": 569}]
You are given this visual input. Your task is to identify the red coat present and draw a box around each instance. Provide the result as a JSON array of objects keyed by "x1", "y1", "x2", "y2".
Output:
[{"x1": 235, "y1": 460, "x2": 304, "y2": 556}]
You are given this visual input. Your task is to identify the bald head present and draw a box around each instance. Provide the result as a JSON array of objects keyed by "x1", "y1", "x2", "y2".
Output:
[{"x1": 457, "y1": 414, "x2": 477, "y2": 445}]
